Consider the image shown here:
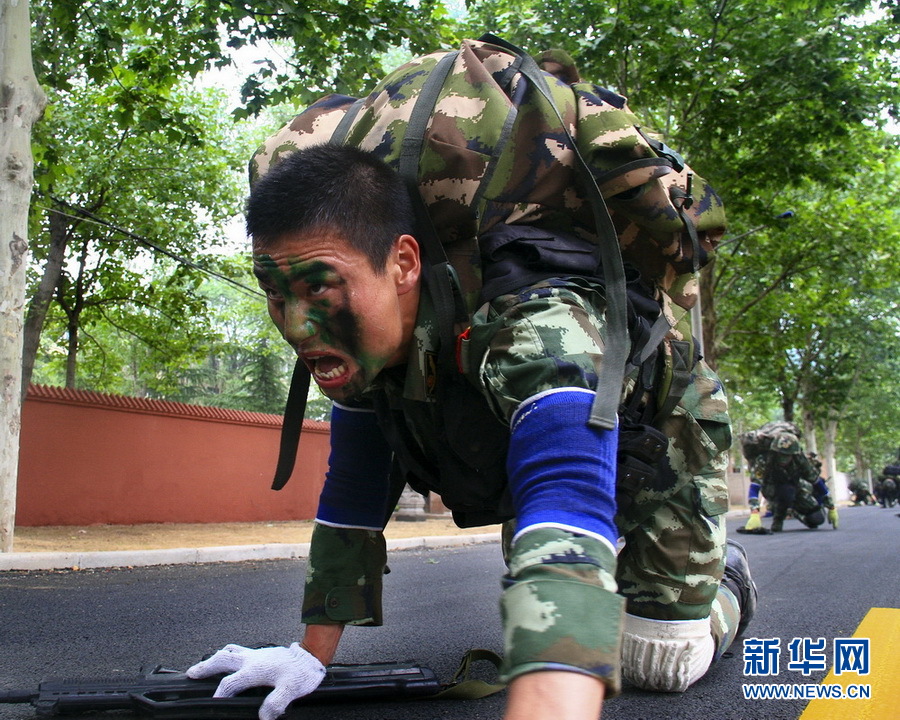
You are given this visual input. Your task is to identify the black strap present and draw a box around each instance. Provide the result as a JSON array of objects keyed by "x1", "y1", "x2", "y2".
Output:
[
  {"x1": 271, "y1": 358, "x2": 311, "y2": 490},
  {"x1": 431, "y1": 649, "x2": 506, "y2": 700},
  {"x1": 627, "y1": 312, "x2": 671, "y2": 375},
  {"x1": 399, "y1": 51, "x2": 458, "y2": 182},
  {"x1": 652, "y1": 339, "x2": 693, "y2": 427},
  {"x1": 671, "y1": 180, "x2": 701, "y2": 273}
]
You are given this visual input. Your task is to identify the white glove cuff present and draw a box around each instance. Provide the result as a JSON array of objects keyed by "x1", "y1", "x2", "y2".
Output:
[{"x1": 287, "y1": 642, "x2": 327, "y2": 680}]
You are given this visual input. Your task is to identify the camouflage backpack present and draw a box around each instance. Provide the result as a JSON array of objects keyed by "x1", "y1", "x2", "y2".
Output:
[{"x1": 255, "y1": 34, "x2": 728, "y2": 490}]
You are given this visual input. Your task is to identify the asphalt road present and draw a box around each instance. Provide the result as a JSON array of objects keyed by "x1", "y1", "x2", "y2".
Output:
[{"x1": 1, "y1": 506, "x2": 897, "y2": 720}]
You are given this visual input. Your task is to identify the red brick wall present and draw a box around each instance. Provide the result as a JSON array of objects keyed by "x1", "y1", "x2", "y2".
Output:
[{"x1": 16, "y1": 385, "x2": 331, "y2": 527}]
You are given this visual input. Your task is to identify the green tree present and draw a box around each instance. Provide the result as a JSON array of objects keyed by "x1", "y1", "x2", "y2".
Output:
[
  {"x1": 26, "y1": 80, "x2": 248, "y2": 390},
  {"x1": 464, "y1": 0, "x2": 900, "y2": 355},
  {"x1": 464, "y1": 0, "x2": 900, "y2": 476}
]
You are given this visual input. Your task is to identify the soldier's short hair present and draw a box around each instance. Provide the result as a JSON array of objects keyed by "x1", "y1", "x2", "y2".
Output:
[{"x1": 246, "y1": 144, "x2": 415, "y2": 273}]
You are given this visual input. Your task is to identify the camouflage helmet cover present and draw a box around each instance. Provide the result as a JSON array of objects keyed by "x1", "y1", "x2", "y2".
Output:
[{"x1": 771, "y1": 433, "x2": 801, "y2": 455}]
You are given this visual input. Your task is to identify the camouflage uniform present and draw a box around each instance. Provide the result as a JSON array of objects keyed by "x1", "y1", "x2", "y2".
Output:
[
  {"x1": 255, "y1": 37, "x2": 740, "y2": 695},
  {"x1": 847, "y1": 478, "x2": 872, "y2": 505}
]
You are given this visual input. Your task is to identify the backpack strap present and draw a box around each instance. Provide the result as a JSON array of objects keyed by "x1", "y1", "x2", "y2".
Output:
[
  {"x1": 652, "y1": 338, "x2": 695, "y2": 427},
  {"x1": 431, "y1": 649, "x2": 507, "y2": 700},
  {"x1": 330, "y1": 97, "x2": 366, "y2": 144},
  {"x1": 396, "y1": 51, "x2": 471, "y2": 372}
]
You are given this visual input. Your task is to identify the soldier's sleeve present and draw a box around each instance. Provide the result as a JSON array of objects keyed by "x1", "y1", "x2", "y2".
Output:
[
  {"x1": 812, "y1": 477, "x2": 834, "y2": 508},
  {"x1": 301, "y1": 522, "x2": 387, "y2": 626},
  {"x1": 797, "y1": 454, "x2": 820, "y2": 483},
  {"x1": 301, "y1": 402, "x2": 393, "y2": 626},
  {"x1": 750, "y1": 455, "x2": 766, "y2": 483},
  {"x1": 747, "y1": 481, "x2": 762, "y2": 510},
  {"x1": 501, "y1": 526, "x2": 623, "y2": 692}
]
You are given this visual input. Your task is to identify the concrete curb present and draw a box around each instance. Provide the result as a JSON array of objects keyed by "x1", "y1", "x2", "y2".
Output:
[
  {"x1": 0, "y1": 533, "x2": 502, "y2": 572},
  {"x1": 2, "y1": 510, "x2": 753, "y2": 572}
]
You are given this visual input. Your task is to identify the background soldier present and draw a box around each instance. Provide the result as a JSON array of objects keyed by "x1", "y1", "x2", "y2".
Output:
[
  {"x1": 847, "y1": 477, "x2": 874, "y2": 505},
  {"x1": 876, "y1": 464, "x2": 899, "y2": 508},
  {"x1": 743, "y1": 432, "x2": 838, "y2": 533}
]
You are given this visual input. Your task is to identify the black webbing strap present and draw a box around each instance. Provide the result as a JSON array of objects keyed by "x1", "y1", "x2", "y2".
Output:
[
  {"x1": 271, "y1": 358, "x2": 311, "y2": 490},
  {"x1": 479, "y1": 33, "x2": 628, "y2": 430},
  {"x1": 626, "y1": 311, "x2": 672, "y2": 377},
  {"x1": 652, "y1": 339, "x2": 693, "y2": 427},
  {"x1": 671, "y1": 180, "x2": 701, "y2": 273},
  {"x1": 399, "y1": 51, "x2": 458, "y2": 181}
]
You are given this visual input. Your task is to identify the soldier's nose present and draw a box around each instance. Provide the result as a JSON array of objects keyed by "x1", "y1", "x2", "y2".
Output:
[{"x1": 283, "y1": 303, "x2": 317, "y2": 345}]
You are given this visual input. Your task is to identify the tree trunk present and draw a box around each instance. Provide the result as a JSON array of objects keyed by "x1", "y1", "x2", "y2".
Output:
[
  {"x1": 802, "y1": 407, "x2": 818, "y2": 454},
  {"x1": 782, "y1": 395, "x2": 795, "y2": 423},
  {"x1": 21, "y1": 204, "x2": 72, "y2": 395},
  {"x1": 823, "y1": 411, "x2": 839, "y2": 497},
  {"x1": 65, "y1": 315, "x2": 78, "y2": 388},
  {"x1": 853, "y1": 427, "x2": 868, "y2": 491},
  {"x1": 0, "y1": 0, "x2": 48, "y2": 552}
]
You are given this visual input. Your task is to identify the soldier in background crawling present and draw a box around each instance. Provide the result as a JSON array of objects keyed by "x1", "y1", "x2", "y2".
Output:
[
  {"x1": 187, "y1": 38, "x2": 757, "y2": 720},
  {"x1": 743, "y1": 433, "x2": 838, "y2": 533}
]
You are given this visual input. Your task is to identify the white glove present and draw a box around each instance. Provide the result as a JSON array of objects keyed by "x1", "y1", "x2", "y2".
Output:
[{"x1": 187, "y1": 643, "x2": 326, "y2": 720}]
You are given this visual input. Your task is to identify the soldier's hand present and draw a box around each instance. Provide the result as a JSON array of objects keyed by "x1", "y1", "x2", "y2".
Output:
[
  {"x1": 827, "y1": 507, "x2": 839, "y2": 529},
  {"x1": 187, "y1": 643, "x2": 326, "y2": 720},
  {"x1": 744, "y1": 510, "x2": 762, "y2": 532}
]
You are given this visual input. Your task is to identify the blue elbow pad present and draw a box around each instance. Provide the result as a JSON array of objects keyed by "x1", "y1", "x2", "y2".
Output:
[
  {"x1": 316, "y1": 403, "x2": 393, "y2": 530},
  {"x1": 507, "y1": 389, "x2": 618, "y2": 547}
]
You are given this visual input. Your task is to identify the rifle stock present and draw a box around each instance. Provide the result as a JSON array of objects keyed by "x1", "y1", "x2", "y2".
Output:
[{"x1": 1, "y1": 661, "x2": 442, "y2": 718}]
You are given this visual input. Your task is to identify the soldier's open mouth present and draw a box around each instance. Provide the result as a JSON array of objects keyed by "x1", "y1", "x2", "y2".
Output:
[{"x1": 310, "y1": 355, "x2": 348, "y2": 384}]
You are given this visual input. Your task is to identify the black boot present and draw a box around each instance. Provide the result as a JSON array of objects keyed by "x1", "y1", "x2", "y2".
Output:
[
  {"x1": 770, "y1": 517, "x2": 783, "y2": 532},
  {"x1": 722, "y1": 539, "x2": 758, "y2": 638}
]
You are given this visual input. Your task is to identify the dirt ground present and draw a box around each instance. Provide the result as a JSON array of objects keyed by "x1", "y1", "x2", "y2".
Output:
[{"x1": 12, "y1": 516, "x2": 500, "y2": 553}]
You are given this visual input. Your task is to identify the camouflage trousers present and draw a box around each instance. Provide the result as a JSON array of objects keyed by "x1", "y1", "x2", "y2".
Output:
[
  {"x1": 615, "y1": 422, "x2": 741, "y2": 661},
  {"x1": 616, "y1": 360, "x2": 733, "y2": 626}
]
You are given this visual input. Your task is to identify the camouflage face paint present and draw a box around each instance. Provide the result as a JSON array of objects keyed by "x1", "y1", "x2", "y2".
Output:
[{"x1": 252, "y1": 231, "x2": 413, "y2": 403}]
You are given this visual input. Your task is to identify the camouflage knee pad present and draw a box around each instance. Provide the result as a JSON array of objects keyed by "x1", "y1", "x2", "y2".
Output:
[{"x1": 499, "y1": 526, "x2": 624, "y2": 694}]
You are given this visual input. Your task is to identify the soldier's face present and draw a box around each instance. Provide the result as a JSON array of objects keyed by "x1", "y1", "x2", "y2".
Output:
[{"x1": 253, "y1": 229, "x2": 421, "y2": 402}]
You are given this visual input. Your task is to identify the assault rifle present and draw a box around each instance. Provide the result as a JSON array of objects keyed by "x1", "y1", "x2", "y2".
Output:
[{"x1": 0, "y1": 661, "x2": 442, "y2": 718}]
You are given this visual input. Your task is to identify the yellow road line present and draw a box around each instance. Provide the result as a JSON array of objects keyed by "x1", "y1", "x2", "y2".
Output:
[{"x1": 799, "y1": 607, "x2": 899, "y2": 719}]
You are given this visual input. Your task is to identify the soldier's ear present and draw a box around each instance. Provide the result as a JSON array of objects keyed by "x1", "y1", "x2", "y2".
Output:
[{"x1": 393, "y1": 234, "x2": 421, "y2": 295}]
